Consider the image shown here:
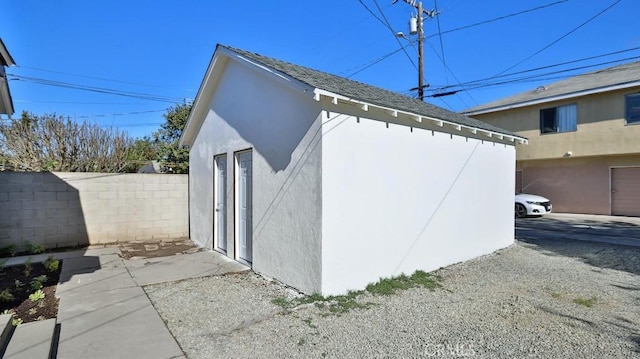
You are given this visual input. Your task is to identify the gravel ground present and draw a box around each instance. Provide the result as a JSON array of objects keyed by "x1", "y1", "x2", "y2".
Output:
[{"x1": 145, "y1": 239, "x2": 640, "y2": 359}]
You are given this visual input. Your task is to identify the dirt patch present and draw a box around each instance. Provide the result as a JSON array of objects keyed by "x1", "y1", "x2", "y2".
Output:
[
  {"x1": 0, "y1": 261, "x2": 61, "y2": 324},
  {"x1": 119, "y1": 238, "x2": 200, "y2": 260}
]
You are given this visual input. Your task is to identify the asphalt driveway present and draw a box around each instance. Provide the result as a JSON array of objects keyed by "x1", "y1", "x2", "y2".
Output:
[{"x1": 516, "y1": 213, "x2": 640, "y2": 248}]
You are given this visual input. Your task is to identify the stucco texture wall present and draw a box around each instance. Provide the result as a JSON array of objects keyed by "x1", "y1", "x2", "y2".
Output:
[
  {"x1": 518, "y1": 155, "x2": 640, "y2": 214},
  {"x1": 320, "y1": 114, "x2": 516, "y2": 295},
  {"x1": 0, "y1": 172, "x2": 188, "y2": 250},
  {"x1": 188, "y1": 59, "x2": 324, "y2": 294},
  {"x1": 473, "y1": 89, "x2": 640, "y2": 161}
]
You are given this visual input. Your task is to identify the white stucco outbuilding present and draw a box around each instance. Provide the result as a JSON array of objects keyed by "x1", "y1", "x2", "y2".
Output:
[{"x1": 180, "y1": 45, "x2": 527, "y2": 295}]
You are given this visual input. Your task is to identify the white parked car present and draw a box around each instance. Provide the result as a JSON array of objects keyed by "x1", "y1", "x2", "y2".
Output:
[{"x1": 515, "y1": 193, "x2": 552, "y2": 218}]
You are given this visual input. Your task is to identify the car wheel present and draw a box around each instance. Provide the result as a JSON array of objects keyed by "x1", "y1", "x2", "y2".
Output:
[{"x1": 515, "y1": 203, "x2": 527, "y2": 218}]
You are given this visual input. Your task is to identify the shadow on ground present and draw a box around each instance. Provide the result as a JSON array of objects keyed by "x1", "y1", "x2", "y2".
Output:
[
  {"x1": 518, "y1": 216, "x2": 640, "y2": 237},
  {"x1": 516, "y1": 215, "x2": 640, "y2": 276},
  {"x1": 518, "y1": 237, "x2": 640, "y2": 276},
  {"x1": 632, "y1": 334, "x2": 640, "y2": 354}
]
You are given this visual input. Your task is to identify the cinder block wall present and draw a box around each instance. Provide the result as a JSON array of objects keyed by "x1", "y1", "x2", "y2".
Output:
[{"x1": 0, "y1": 172, "x2": 188, "y2": 250}]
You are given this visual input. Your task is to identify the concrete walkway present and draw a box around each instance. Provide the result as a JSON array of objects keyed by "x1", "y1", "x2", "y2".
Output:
[{"x1": 55, "y1": 247, "x2": 248, "y2": 359}]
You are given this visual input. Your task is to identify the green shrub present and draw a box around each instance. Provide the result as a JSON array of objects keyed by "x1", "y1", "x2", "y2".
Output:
[
  {"x1": 24, "y1": 257, "x2": 32, "y2": 277},
  {"x1": 28, "y1": 290, "x2": 45, "y2": 302},
  {"x1": 25, "y1": 241, "x2": 45, "y2": 254},
  {"x1": 0, "y1": 244, "x2": 16, "y2": 257},
  {"x1": 366, "y1": 271, "x2": 441, "y2": 295},
  {"x1": 0, "y1": 289, "x2": 15, "y2": 302},
  {"x1": 43, "y1": 256, "x2": 60, "y2": 272},
  {"x1": 573, "y1": 296, "x2": 597, "y2": 308},
  {"x1": 30, "y1": 275, "x2": 48, "y2": 291}
]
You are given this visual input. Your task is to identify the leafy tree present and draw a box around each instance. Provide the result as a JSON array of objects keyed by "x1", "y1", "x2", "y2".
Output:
[
  {"x1": 0, "y1": 111, "x2": 136, "y2": 172},
  {"x1": 122, "y1": 136, "x2": 160, "y2": 172},
  {"x1": 153, "y1": 101, "x2": 191, "y2": 173}
]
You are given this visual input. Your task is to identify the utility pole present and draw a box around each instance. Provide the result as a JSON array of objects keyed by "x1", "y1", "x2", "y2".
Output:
[
  {"x1": 417, "y1": 1, "x2": 425, "y2": 101},
  {"x1": 397, "y1": 0, "x2": 436, "y2": 101}
]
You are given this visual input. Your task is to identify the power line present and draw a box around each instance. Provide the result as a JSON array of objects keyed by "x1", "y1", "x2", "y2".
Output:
[
  {"x1": 110, "y1": 122, "x2": 164, "y2": 128},
  {"x1": 75, "y1": 109, "x2": 166, "y2": 119},
  {"x1": 425, "y1": 55, "x2": 640, "y2": 96},
  {"x1": 466, "y1": 56, "x2": 640, "y2": 90},
  {"x1": 435, "y1": 93, "x2": 453, "y2": 110},
  {"x1": 344, "y1": 45, "x2": 410, "y2": 78},
  {"x1": 370, "y1": 0, "x2": 419, "y2": 70},
  {"x1": 7, "y1": 74, "x2": 185, "y2": 103},
  {"x1": 16, "y1": 65, "x2": 184, "y2": 90},
  {"x1": 433, "y1": 0, "x2": 448, "y2": 85},
  {"x1": 356, "y1": 0, "x2": 387, "y2": 27},
  {"x1": 14, "y1": 100, "x2": 158, "y2": 105},
  {"x1": 495, "y1": 0, "x2": 623, "y2": 76},
  {"x1": 305, "y1": 14, "x2": 373, "y2": 53},
  {"x1": 1, "y1": 109, "x2": 167, "y2": 125},
  {"x1": 427, "y1": 0, "x2": 570, "y2": 38},
  {"x1": 354, "y1": 0, "x2": 417, "y2": 70},
  {"x1": 424, "y1": 40, "x2": 472, "y2": 108},
  {"x1": 430, "y1": 0, "x2": 478, "y2": 107},
  {"x1": 427, "y1": 46, "x2": 640, "y2": 91},
  {"x1": 340, "y1": 1, "x2": 574, "y2": 97}
]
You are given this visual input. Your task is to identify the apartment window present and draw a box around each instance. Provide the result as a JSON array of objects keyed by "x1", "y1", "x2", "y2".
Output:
[
  {"x1": 540, "y1": 104, "x2": 577, "y2": 133},
  {"x1": 625, "y1": 93, "x2": 640, "y2": 124}
]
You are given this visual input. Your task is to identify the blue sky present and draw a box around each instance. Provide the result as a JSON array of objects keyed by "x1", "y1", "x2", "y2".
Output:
[{"x1": 1, "y1": 0, "x2": 637, "y2": 138}]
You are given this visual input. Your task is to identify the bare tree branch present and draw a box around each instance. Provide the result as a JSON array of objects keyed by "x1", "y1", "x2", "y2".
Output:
[{"x1": 0, "y1": 112, "x2": 136, "y2": 172}]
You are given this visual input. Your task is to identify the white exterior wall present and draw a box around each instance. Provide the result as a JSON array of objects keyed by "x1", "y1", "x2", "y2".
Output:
[
  {"x1": 321, "y1": 114, "x2": 515, "y2": 295},
  {"x1": 188, "y1": 60, "x2": 324, "y2": 294}
]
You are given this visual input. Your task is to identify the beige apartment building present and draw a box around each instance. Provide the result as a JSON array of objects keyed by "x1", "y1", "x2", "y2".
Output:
[{"x1": 464, "y1": 61, "x2": 640, "y2": 216}]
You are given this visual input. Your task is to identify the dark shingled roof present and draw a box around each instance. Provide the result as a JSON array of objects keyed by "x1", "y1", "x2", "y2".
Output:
[
  {"x1": 221, "y1": 45, "x2": 517, "y2": 137},
  {"x1": 463, "y1": 60, "x2": 640, "y2": 114}
]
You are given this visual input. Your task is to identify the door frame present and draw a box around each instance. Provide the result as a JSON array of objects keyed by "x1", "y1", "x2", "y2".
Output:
[
  {"x1": 213, "y1": 154, "x2": 227, "y2": 253},
  {"x1": 234, "y1": 149, "x2": 253, "y2": 265}
]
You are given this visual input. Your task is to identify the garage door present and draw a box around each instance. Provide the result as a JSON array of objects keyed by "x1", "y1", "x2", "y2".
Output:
[{"x1": 611, "y1": 167, "x2": 640, "y2": 216}]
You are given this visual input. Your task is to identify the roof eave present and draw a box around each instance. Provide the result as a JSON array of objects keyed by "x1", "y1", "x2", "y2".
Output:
[
  {"x1": 179, "y1": 47, "x2": 224, "y2": 148},
  {"x1": 314, "y1": 90, "x2": 527, "y2": 144},
  {"x1": 0, "y1": 39, "x2": 16, "y2": 67},
  {"x1": 180, "y1": 46, "x2": 318, "y2": 147},
  {"x1": 181, "y1": 45, "x2": 526, "y2": 147},
  {"x1": 464, "y1": 80, "x2": 640, "y2": 116},
  {"x1": 0, "y1": 77, "x2": 15, "y2": 116}
]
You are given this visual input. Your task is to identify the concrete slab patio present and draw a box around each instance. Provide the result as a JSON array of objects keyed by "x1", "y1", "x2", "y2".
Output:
[
  {"x1": 126, "y1": 251, "x2": 248, "y2": 286},
  {"x1": 55, "y1": 246, "x2": 248, "y2": 359}
]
